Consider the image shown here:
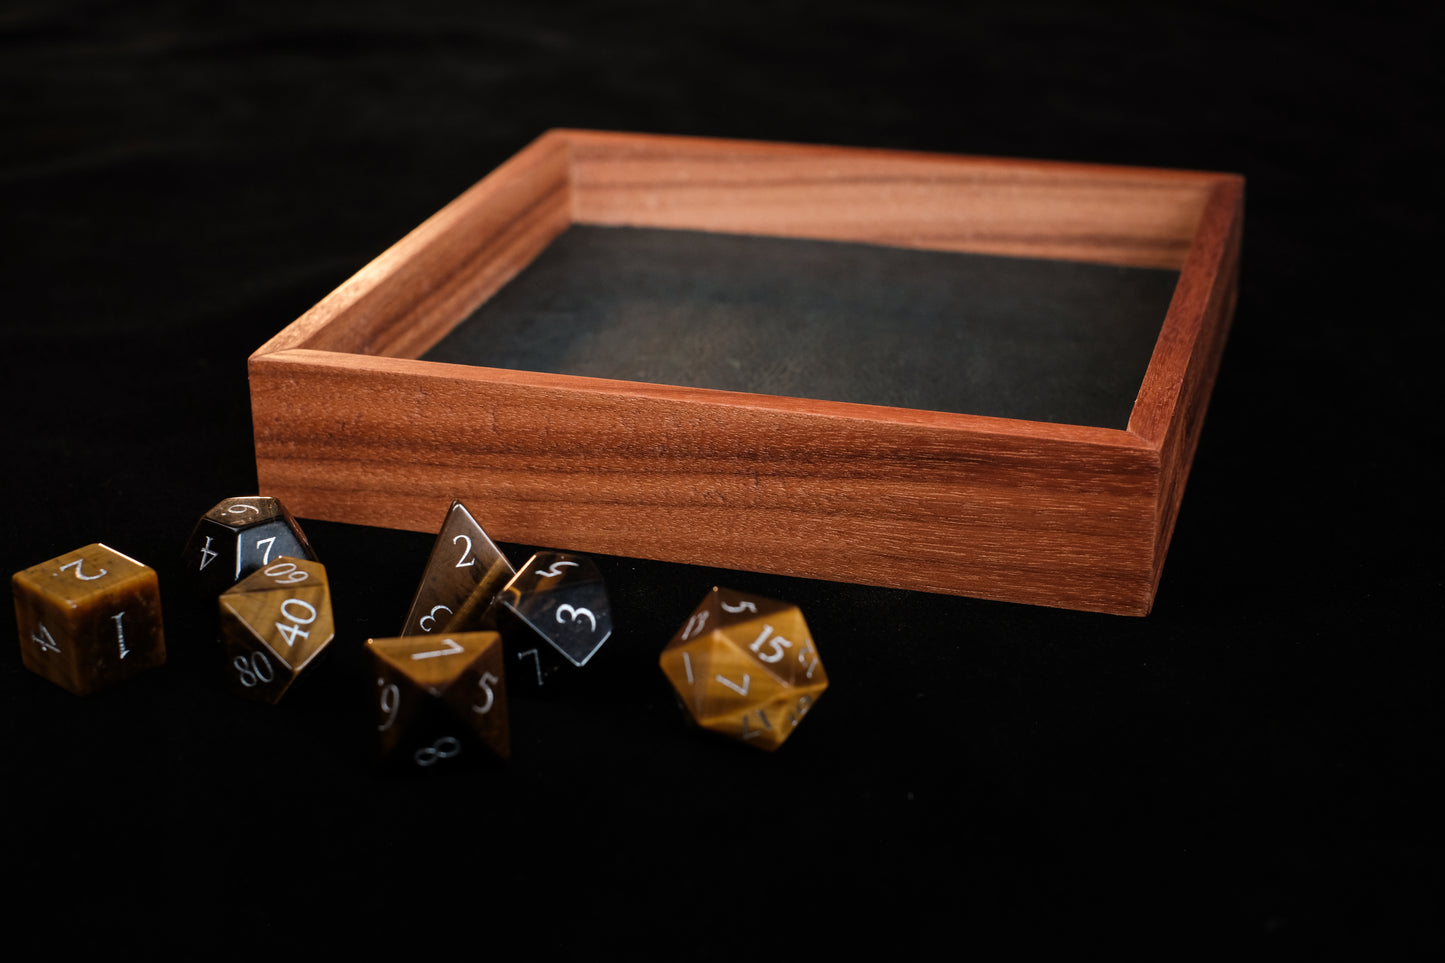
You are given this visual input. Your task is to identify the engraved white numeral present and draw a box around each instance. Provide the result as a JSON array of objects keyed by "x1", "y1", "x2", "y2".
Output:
[
  {"x1": 226, "y1": 503, "x2": 260, "y2": 515},
  {"x1": 787, "y1": 695, "x2": 813, "y2": 727},
  {"x1": 417, "y1": 604, "x2": 453, "y2": 633},
  {"x1": 411, "y1": 637, "x2": 463, "y2": 660},
  {"x1": 517, "y1": 648, "x2": 544, "y2": 686},
  {"x1": 749, "y1": 624, "x2": 792, "y2": 663},
  {"x1": 721, "y1": 599, "x2": 758, "y2": 615},
  {"x1": 262, "y1": 561, "x2": 308, "y2": 585},
  {"x1": 199, "y1": 535, "x2": 218, "y2": 571},
  {"x1": 274, "y1": 597, "x2": 316, "y2": 648},
  {"x1": 113, "y1": 612, "x2": 128, "y2": 659},
  {"x1": 32, "y1": 623, "x2": 61, "y2": 654},
  {"x1": 378, "y1": 678, "x2": 399, "y2": 731},
  {"x1": 797, "y1": 645, "x2": 819, "y2": 679},
  {"x1": 454, "y1": 534, "x2": 476, "y2": 568},
  {"x1": 682, "y1": 610, "x2": 709, "y2": 640},
  {"x1": 682, "y1": 651, "x2": 695, "y2": 685},
  {"x1": 556, "y1": 604, "x2": 597, "y2": 633},
  {"x1": 234, "y1": 651, "x2": 274, "y2": 687},
  {"x1": 740, "y1": 709, "x2": 772, "y2": 740},
  {"x1": 535, "y1": 560, "x2": 579, "y2": 579},
  {"x1": 60, "y1": 558, "x2": 106, "y2": 581},
  {"x1": 473, "y1": 671, "x2": 500, "y2": 715},
  {"x1": 255, "y1": 536, "x2": 277, "y2": 566},
  {"x1": 414, "y1": 736, "x2": 461, "y2": 767},
  {"x1": 715, "y1": 672, "x2": 750, "y2": 696}
]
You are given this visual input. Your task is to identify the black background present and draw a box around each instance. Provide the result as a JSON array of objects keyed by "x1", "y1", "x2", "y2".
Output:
[{"x1": 3, "y1": 2, "x2": 1438, "y2": 957}]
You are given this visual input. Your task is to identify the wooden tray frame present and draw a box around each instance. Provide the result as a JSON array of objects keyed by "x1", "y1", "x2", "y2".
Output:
[{"x1": 250, "y1": 129, "x2": 1243, "y2": 616}]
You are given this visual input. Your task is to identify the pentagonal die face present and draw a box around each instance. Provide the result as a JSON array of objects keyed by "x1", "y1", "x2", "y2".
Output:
[
  {"x1": 659, "y1": 587, "x2": 827, "y2": 751},
  {"x1": 12, "y1": 543, "x2": 166, "y2": 696},
  {"x1": 366, "y1": 632, "x2": 510, "y2": 769},
  {"x1": 183, "y1": 495, "x2": 317, "y2": 596},
  {"x1": 217, "y1": 557, "x2": 334, "y2": 703}
]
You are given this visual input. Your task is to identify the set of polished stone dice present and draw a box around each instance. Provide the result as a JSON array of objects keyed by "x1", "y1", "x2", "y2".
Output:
[{"x1": 12, "y1": 495, "x2": 829, "y2": 765}]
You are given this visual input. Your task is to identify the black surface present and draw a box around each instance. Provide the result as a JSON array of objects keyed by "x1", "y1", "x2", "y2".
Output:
[
  {"x1": 3, "y1": 3, "x2": 1438, "y2": 957},
  {"x1": 424, "y1": 225, "x2": 1179, "y2": 428}
]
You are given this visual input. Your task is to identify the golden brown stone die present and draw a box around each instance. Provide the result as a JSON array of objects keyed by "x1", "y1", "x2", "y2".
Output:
[
  {"x1": 365, "y1": 632, "x2": 510, "y2": 768},
  {"x1": 659, "y1": 587, "x2": 827, "y2": 751},
  {"x1": 217, "y1": 557, "x2": 334, "y2": 703},
  {"x1": 12, "y1": 543, "x2": 166, "y2": 696},
  {"x1": 399, "y1": 500, "x2": 514, "y2": 636}
]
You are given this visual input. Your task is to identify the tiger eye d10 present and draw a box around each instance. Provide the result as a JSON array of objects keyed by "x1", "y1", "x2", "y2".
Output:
[
  {"x1": 12, "y1": 543, "x2": 166, "y2": 696},
  {"x1": 659, "y1": 587, "x2": 827, "y2": 751},
  {"x1": 217, "y1": 557, "x2": 334, "y2": 703}
]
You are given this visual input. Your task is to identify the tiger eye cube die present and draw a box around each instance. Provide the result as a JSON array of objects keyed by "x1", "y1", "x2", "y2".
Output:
[{"x1": 12, "y1": 543, "x2": 166, "y2": 695}]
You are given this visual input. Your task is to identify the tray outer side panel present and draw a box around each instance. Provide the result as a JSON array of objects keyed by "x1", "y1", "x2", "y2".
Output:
[
  {"x1": 251, "y1": 350, "x2": 1163, "y2": 615},
  {"x1": 1129, "y1": 178, "x2": 1245, "y2": 600}
]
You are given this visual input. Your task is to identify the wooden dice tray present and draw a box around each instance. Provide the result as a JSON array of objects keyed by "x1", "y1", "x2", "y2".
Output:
[{"x1": 250, "y1": 129, "x2": 1243, "y2": 616}]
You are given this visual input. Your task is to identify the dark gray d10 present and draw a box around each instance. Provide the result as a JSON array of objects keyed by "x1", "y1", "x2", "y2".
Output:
[
  {"x1": 495, "y1": 551, "x2": 612, "y2": 692},
  {"x1": 182, "y1": 496, "x2": 317, "y2": 596}
]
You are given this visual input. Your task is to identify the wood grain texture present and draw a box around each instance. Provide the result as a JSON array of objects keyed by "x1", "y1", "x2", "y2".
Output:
[
  {"x1": 565, "y1": 128, "x2": 1215, "y2": 269},
  {"x1": 250, "y1": 130, "x2": 1244, "y2": 615},
  {"x1": 254, "y1": 133, "x2": 572, "y2": 360},
  {"x1": 252, "y1": 350, "x2": 1162, "y2": 613}
]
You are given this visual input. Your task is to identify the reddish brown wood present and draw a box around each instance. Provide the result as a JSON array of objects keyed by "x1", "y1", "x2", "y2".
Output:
[{"x1": 250, "y1": 130, "x2": 1244, "y2": 616}]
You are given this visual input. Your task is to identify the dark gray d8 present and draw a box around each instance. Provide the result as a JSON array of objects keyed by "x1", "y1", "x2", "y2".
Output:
[{"x1": 495, "y1": 551, "x2": 612, "y2": 692}]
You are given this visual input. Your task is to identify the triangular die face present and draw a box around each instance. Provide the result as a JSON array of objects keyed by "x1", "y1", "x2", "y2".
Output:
[
  {"x1": 737, "y1": 689, "x2": 826, "y2": 751},
  {"x1": 659, "y1": 636, "x2": 719, "y2": 721},
  {"x1": 390, "y1": 696, "x2": 482, "y2": 770},
  {"x1": 500, "y1": 552, "x2": 612, "y2": 667},
  {"x1": 437, "y1": 640, "x2": 509, "y2": 762},
  {"x1": 400, "y1": 501, "x2": 515, "y2": 636},
  {"x1": 691, "y1": 632, "x2": 787, "y2": 722},
  {"x1": 708, "y1": 586, "x2": 795, "y2": 631},
  {"x1": 368, "y1": 633, "x2": 509, "y2": 767},
  {"x1": 367, "y1": 633, "x2": 497, "y2": 692},
  {"x1": 718, "y1": 605, "x2": 823, "y2": 691}
]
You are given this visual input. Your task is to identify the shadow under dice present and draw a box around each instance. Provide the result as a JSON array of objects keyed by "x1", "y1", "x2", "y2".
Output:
[
  {"x1": 399, "y1": 500, "x2": 515, "y2": 636},
  {"x1": 659, "y1": 587, "x2": 827, "y2": 751},
  {"x1": 12, "y1": 543, "x2": 166, "y2": 695},
  {"x1": 217, "y1": 557, "x2": 334, "y2": 703},
  {"x1": 183, "y1": 495, "x2": 317, "y2": 596},
  {"x1": 495, "y1": 552, "x2": 613, "y2": 693},
  {"x1": 365, "y1": 632, "x2": 509, "y2": 769}
]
